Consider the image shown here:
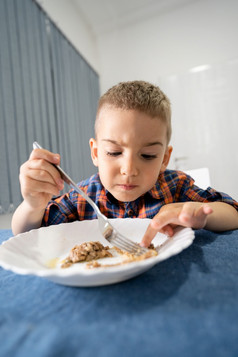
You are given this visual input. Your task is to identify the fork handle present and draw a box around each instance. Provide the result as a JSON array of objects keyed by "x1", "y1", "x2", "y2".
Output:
[{"x1": 32, "y1": 142, "x2": 101, "y2": 216}]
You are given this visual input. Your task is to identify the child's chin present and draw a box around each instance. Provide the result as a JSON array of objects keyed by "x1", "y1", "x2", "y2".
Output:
[{"x1": 112, "y1": 191, "x2": 140, "y2": 203}]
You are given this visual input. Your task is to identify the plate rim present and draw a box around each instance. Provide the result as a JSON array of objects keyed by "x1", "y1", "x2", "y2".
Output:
[{"x1": 0, "y1": 219, "x2": 195, "y2": 283}]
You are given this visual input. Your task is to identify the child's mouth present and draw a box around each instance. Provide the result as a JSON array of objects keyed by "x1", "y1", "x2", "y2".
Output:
[{"x1": 117, "y1": 184, "x2": 138, "y2": 191}]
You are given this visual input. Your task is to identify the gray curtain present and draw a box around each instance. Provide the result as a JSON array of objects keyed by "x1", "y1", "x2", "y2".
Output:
[{"x1": 0, "y1": 0, "x2": 100, "y2": 214}]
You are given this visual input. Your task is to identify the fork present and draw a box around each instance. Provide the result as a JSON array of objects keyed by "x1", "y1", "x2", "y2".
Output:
[{"x1": 33, "y1": 142, "x2": 148, "y2": 255}]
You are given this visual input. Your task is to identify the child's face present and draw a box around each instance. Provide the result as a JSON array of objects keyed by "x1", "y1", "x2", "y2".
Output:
[{"x1": 90, "y1": 107, "x2": 172, "y2": 202}]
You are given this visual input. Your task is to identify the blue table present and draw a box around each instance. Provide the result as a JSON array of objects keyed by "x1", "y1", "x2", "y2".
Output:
[{"x1": 0, "y1": 228, "x2": 237, "y2": 357}]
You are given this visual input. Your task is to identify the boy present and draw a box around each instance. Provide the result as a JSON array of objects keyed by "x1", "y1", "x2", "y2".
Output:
[{"x1": 12, "y1": 81, "x2": 238, "y2": 246}]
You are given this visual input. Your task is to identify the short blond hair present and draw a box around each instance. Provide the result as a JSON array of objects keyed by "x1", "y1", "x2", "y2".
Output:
[{"x1": 96, "y1": 80, "x2": 172, "y2": 143}]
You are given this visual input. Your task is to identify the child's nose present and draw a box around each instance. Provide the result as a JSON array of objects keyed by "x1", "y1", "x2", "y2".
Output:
[{"x1": 120, "y1": 156, "x2": 138, "y2": 176}]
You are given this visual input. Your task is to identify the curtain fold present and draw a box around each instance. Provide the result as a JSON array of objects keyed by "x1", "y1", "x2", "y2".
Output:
[{"x1": 0, "y1": 0, "x2": 100, "y2": 213}]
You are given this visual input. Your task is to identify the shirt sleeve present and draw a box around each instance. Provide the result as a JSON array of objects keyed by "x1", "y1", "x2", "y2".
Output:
[
  {"x1": 41, "y1": 190, "x2": 81, "y2": 226},
  {"x1": 176, "y1": 172, "x2": 238, "y2": 211},
  {"x1": 41, "y1": 174, "x2": 103, "y2": 226}
]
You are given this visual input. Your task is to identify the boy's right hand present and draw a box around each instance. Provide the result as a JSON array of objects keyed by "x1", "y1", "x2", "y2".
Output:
[{"x1": 19, "y1": 148, "x2": 64, "y2": 211}]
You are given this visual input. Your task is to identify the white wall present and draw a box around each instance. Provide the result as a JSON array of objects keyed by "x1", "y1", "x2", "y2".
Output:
[
  {"x1": 160, "y1": 59, "x2": 238, "y2": 199},
  {"x1": 97, "y1": 0, "x2": 238, "y2": 92}
]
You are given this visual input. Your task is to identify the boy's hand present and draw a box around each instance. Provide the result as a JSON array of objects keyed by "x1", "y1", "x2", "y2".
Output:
[
  {"x1": 141, "y1": 202, "x2": 213, "y2": 247},
  {"x1": 19, "y1": 148, "x2": 64, "y2": 211}
]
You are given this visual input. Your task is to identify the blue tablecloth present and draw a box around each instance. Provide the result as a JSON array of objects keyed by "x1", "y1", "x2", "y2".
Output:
[{"x1": 0, "y1": 228, "x2": 238, "y2": 357}]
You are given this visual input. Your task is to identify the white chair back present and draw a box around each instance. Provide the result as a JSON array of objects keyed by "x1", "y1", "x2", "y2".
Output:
[{"x1": 184, "y1": 168, "x2": 211, "y2": 190}]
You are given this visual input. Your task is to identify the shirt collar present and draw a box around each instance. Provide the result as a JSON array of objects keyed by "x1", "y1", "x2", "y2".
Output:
[
  {"x1": 105, "y1": 189, "x2": 118, "y2": 204},
  {"x1": 105, "y1": 185, "x2": 162, "y2": 204}
]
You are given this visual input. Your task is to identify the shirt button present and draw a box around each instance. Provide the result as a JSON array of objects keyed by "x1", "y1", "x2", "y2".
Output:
[{"x1": 128, "y1": 209, "x2": 134, "y2": 217}]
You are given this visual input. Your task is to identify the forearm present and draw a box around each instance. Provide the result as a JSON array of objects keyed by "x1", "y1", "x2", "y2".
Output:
[
  {"x1": 205, "y1": 202, "x2": 238, "y2": 231},
  {"x1": 11, "y1": 201, "x2": 46, "y2": 235}
]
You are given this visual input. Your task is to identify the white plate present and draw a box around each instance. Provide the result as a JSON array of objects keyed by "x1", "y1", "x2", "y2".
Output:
[{"x1": 0, "y1": 219, "x2": 195, "y2": 287}]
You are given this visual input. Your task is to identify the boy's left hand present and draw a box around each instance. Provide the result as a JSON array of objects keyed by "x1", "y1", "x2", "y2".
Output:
[{"x1": 140, "y1": 202, "x2": 213, "y2": 247}]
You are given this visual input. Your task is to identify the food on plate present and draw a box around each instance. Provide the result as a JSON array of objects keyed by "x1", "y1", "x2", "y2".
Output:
[
  {"x1": 61, "y1": 240, "x2": 158, "y2": 269},
  {"x1": 61, "y1": 241, "x2": 112, "y2": 268},
  {"x1": 86, "y1": 244, "x2": 157, "y2": 269}
]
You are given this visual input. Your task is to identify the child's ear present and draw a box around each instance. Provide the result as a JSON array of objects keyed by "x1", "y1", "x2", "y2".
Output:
[
  {"x1": 161, "y1": 145, "x2": 173, "y2": 172},
  {"x1": 89, "y1": 138, "x2": 99, "y2": 167}
]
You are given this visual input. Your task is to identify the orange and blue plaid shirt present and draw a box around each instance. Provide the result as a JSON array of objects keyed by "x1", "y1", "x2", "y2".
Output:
[{"x1": 42, "y1": 169, "x2": 238, "y2": 226}]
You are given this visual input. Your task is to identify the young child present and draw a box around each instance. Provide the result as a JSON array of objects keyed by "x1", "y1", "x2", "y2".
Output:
[{"x1": 12, "y1": 81, "x2": 238, "y2": 246}]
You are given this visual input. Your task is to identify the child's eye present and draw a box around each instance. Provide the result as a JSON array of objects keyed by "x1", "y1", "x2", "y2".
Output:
[
  {"x1": 106, "y1": 151, "x2": 121, "y2": 157},
  {"x1": 141, "y1": 154, "x2": 157, "y2": 160}
]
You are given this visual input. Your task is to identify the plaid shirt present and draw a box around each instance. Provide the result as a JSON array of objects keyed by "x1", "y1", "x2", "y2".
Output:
[{"x1": 42, "y1": 169, "x2": 238, "y2": 226}]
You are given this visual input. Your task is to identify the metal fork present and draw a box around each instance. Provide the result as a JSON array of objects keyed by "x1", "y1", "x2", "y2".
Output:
[{"x1": 33, "y1": 142, "x2": 148, "y2": 255}]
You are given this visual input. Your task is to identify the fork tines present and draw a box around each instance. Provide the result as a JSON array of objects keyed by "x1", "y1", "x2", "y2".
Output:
[{"x1": 108, "y1": 232, "x2": 148, "y2": 256}]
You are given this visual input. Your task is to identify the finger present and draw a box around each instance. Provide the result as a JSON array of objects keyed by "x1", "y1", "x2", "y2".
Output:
[
  {"x1": 178, "y1": 202, "x2": 195, "y2": 224},
  {"x1": 140, "y1": 221, "x2": 175, "y2": 248},
  {"x1": 30, "y1": 148, "x2": 60, "y2": 165},
  {"x1": 192, "y1": 205, "x2": 211, "y2": 229},
  {"x1": 201, "y1": 204, "x2": 213, "y2": 215},
  {"x1": 161, "y1": 224, "x2": 175, "y2": 237},
  {"x1": 179, "y1": 203, "x2": 213, "y2": 222},
  {"x1": 21, "y1": 176, "x2": 61, "y2": 198},
  {"x1": 140, "y1": 223, "x2": 158, "y2": 247},
  {"x1": 179, "y1": 203, "x2": 213, "y2": 229},
  {"x1": 21, "y1": 159, "x2": 64, "y2": 189},
  {"x1": 150, "y1": 209, "x2": 180, "y2": 230},
  {"x1": 30, "y1": 162, "x2": 63, "y2": 188},
  {"x1": 23, "y1": 168, "x2": 64, "y2": 191}
]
